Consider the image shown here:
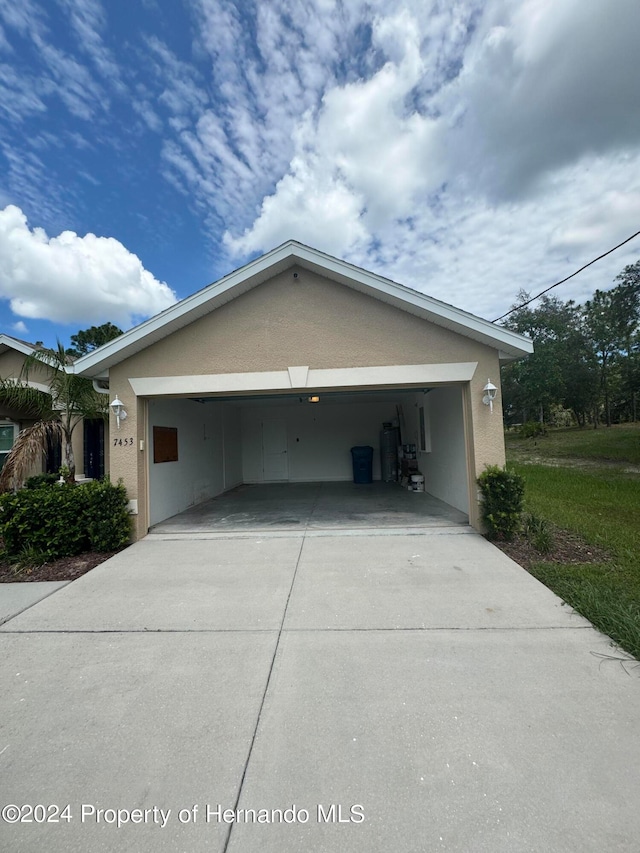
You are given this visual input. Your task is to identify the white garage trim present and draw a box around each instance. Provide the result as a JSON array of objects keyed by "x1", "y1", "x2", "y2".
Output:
[{"x1": 129, "y1": 362, "x2": 479, "y2": 397}]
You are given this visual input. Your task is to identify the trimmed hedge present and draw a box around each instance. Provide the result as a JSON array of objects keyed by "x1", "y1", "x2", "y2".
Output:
[
  {"x1": 477, "y1": 465, "x2": 525, "y2": 541},
  {"x1": 24, "y1": 473, "x2": 60, "y2": 489},
  {"x1": 0, "y1": 480, "x2": 131, "y2": 560}
]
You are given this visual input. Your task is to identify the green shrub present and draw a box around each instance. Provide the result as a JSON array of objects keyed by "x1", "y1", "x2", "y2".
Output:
[
  {"x1": 477, "y1": 465, "x2": 525, "y2": 541},
  {"x1": 83, "y1": 479, "x2": 131, "y2": 552},
  {"x1": 522, "y1": 512, "x2": 554, "y2": 554},
  {"x1": 0, "y1": 485, "x2": 89, "y2": 560},
  {"x1": 24, "y1": 473, "x2": 60, "y2": 489},
  {"x1": 15, "y1": 545, "x2": 50, "y2": 570},
  {"x1": 520, "y1": 421, "x2": 546, "y2": 439},
  {"x1": 0, "y1": 479, "x2": 131, "y2": 560}
]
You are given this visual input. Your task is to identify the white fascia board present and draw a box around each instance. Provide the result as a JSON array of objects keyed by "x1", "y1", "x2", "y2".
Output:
[
  {"x1": 290, "y1": 244, "x2": 534, "y2": 357},
  {"x1": 498, "y1": 347, "x2": 533, "y2": 363},
  {"x1": 128, "y1": 362, "x2": 478, "y2": 397},
  {"x1": 0, "y1": 335, "x2": 37, "y2": 356},
  {"x1": 71, "y1": 240, "x2": 533, "y2": 377},
  {"x1": 72, "y1": 244, "x2": 300, "y2": 377}
]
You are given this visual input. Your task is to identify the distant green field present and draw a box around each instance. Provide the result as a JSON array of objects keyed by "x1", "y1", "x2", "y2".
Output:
[
  {"x1": 506, "y1": 423, "x2": 640, "y2": 464},
  {"x1": 506, "y1": 426, "x2": 640, "y2": 660}
]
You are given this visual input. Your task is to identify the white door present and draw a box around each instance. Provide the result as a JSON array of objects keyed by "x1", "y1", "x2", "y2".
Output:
[{"x1": 262, "y1": 419, "x2": 289, "y2": 480}]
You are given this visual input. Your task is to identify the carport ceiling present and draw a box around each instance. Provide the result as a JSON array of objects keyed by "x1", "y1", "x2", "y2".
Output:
[{"x1": 188, "y1": 388, "x2": 431, "y2": 407}]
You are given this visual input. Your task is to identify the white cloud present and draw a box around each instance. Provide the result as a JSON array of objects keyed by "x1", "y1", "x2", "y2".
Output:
[
  {"x1": 224, "y1": 10, "x2": 446, "y2": 256},
  {"x1": 11, "y1": 320, "x2": 27, "y2": 334},
  {"x1": 2, "y1": 0, "x2": 639, "y2": 327},
  {"x1": 436, "y1": 0, "x2": 640, "y2": 198},
  {"x1": 57, "y1": 0, "x2": 126, "y2": 92},
  {"x1": 162, "y1": 0, "x2": 387, "y2": 237},
  {"x1": 132, "y1": 97, "x2": 163, "y2": 133},
  {"x1": 147, "y1": 37, "x2": 207, "y2": 118},
  {"x1": 0, "y1": 0, "x2": 47, "y2": 40},
  {"x1": 217, "y1": 0, "x2": 640, "y2": 319},
  {"x1": 364, "y1": 152, "x2": 640, "y2": 320},
  {"x1": 0, "y1": 205, "x2": 177, "y2": 326}
]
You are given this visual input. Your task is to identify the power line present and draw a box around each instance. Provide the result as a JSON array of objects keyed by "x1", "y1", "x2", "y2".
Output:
[{"x1": 493, "y1": 229, "x2": 640, "y2": 322}]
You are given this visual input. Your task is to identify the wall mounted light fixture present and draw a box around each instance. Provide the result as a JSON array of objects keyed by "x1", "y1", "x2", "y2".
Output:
[
  {"x1": 308, "y1": 395, "x2": 320, "y2": 403},
  {"x1": 110, "y1": 396, "x2": 128, "y2": 429},
  {"x1": 482, "y1": 380, "x2": 498, "y2": 414}
]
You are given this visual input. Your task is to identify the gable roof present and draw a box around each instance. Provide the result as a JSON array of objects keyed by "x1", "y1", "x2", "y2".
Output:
[
  {"x1": 72, "y1": 241, "x2": 533, "y2": 378},
  {"x1": 0, "y1": 334, "x2": 39, "y2": 357}
]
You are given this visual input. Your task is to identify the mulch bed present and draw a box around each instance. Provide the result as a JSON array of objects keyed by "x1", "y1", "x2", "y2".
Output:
[
  {"x1": 494, "y1": 526, "x2": 610, "y2": 570},
  {"x1": 0, "y1": 551, "x2": 119, "y2": 583}
]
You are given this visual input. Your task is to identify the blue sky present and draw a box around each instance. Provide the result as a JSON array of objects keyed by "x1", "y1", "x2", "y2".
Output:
[{"x1": 1, "y1": 0, "x2": 640, "y2": 348}]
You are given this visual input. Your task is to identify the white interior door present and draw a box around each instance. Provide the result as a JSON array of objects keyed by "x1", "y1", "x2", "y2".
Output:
[{"x1": 262, "y1": 419, "x2": 289, "y2": 480}]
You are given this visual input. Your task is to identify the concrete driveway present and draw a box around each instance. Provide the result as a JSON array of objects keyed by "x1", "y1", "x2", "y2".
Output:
[{"x1": 1, "y1": 530, "x2": 639, "y2": 852}]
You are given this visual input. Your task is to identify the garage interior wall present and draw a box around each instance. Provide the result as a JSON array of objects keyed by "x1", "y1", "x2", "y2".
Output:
[
  {"x1": 148, "y1": 398, "x2": 242, "y2": 526},
  {"x1": 240, "y1": 400, "x2": 397, "y2": 483},
  {"x1": 414, "y1": 387, "x2": 468, "y2": 514}
]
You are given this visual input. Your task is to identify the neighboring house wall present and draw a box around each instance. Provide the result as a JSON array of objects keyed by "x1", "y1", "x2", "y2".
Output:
[
  {"x1": 0, "y1": 349, "x2": 53, "y2": 397},
  {"x1": 0, "y1": 345, "x2": 98, "y2": 481},
  {"x1": 0, "y1": 349, "x2": 47, "y2": 478}
]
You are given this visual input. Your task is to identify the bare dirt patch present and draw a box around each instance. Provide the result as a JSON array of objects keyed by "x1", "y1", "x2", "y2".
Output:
[
  {"x1": 494, "y1": 526, "x2": 610, "y2": 570},
  {"x1": 0, "y1": 551, "x2": 119, "y2": 584},
  {"x1": 516, "y1": 454, "x2": 640, "y2": 474}
]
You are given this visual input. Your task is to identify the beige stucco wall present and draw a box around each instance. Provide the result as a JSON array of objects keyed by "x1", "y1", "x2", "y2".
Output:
[
  {"x1": 108, "y1": 268, "x2": 506, "y2": 537},
  {"x1": 0, "y1": 350, "x2": 30, "y2": 381},
  {"x1": 0, "y1": 349, "x2": 53, "y2": 392}
]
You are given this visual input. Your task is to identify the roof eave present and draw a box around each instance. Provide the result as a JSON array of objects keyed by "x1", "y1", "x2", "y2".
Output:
[
  {"x1": 0, "y1": 334, "x2": 38, "y2": 357},
  {"x1": 71, "y1": 240, "x2": 534, "y2": 376}
]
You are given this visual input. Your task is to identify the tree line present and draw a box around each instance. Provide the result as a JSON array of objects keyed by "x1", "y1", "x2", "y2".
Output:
[{"x1": 500, "y1": 261, "x2": 640, "y2": 428}]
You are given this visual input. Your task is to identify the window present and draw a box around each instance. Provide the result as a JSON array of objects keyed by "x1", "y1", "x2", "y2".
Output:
[{"x1": 0, "y1": 422, "x2": 18, "y2": 470}]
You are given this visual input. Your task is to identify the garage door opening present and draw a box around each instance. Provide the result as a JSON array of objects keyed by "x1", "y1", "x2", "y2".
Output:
[
  {"x1": 150, "y1": 481, "x2": 468, "y2": 534},
  {"x1": 147, "y1": 386, "x2": 470, "y2": 531}
]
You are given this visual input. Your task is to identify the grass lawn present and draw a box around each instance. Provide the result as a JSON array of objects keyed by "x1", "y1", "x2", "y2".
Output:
[
  {"x1": 506, "y1": 425, "x2": 640, "y2": 661},
  {"x1": 506, "y1": 423, "x2": 640, "y2": 465}
]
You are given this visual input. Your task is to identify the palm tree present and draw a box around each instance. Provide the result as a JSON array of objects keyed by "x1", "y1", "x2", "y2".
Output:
[{"x1": 0, "y1": 341, "x2": 107, "y2": 490}]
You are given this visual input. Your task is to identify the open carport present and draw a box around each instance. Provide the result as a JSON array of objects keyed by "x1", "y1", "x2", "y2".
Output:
[
  {"x1": 147, "y1": 386, "x2": 471, "y2": 532},
  {"x1": 149, "y1": 481, "x2": 469, "y2": 535}
]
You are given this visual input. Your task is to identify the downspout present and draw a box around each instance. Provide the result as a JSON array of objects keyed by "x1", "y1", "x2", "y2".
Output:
[{"x1": 92, "y1": 379, "x2": 110, "y2": 395}]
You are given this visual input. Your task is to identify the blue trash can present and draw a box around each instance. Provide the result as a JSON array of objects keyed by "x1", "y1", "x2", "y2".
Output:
[{"x1": 350, "y1": 446, "x2": 374, "y2": 484}]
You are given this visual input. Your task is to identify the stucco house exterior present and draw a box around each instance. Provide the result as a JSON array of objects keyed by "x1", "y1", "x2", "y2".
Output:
[
  {"x1": 71, "y1": 241, "x2": 533, "y2": 540},
  {"x1": 0, "y1": 334, "x2": 107, "y2": 481}
]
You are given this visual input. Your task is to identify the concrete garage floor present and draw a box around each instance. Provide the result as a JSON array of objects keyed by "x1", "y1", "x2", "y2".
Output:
[
  {"x1": 1, "y1": 533, "x2": 640, "y2": 852},
  {"x1": 151, "y1": 481, "x2": 469, "y2": 535}
]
